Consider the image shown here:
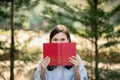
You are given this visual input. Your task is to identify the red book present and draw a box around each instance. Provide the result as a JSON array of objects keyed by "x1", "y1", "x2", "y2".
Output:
[{"x1": 43, "y1": 43, "x2": 76, "y2": 66}]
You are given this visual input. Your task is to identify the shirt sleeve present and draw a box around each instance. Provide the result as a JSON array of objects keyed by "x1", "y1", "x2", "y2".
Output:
[
  {"x1": 77, "y1": 54, "x2": 88, "y2": 80},
  {"x1": 34, "y1": 58, "x2": 43, "y2": 80}
]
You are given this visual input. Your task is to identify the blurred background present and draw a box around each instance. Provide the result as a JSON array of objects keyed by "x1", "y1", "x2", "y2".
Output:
[{"x1": 0, "y1": 0, "x2": 120, "y2": 80}]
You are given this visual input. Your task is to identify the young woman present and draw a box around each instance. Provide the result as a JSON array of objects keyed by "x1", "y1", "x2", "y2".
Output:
[{"x1": 34, "y1": 25, "x2": 88, "y2": 80}]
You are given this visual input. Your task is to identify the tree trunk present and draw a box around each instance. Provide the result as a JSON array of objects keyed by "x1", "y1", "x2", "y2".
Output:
[
  {"x1": 10, "y1": 0, "x2": 14, "y2": 80},
  {"x1": 93, "y1": 0, "x2": 99, "y2": 80}
]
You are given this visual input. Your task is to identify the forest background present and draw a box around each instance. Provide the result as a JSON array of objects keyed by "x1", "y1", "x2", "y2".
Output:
[{"x1": 0, "y1": 0, "x2": 120, "y2": 80}]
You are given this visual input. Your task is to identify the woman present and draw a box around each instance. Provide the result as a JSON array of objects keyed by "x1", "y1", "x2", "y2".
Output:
[{"x1": 34, "y1": 25, "x2": 88, "y2": 80}]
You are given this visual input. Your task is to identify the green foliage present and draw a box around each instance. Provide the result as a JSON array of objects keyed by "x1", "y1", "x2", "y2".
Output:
[
  {"x1": 0, "y1": 0, "x2": 40, "y2": 29},
  {"x1": 0, "y1": 41, "x2": 3, "y2": 49},
  {"x1": 99, "y1": 41, "x2": 120, "y2": 48},
  {"x1": 41, "y1": 0, "x2": 120, "y2": 39}
]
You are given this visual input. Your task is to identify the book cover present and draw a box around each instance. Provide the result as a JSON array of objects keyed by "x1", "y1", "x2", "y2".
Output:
[{"x1": 43, "y1": 43, "x2": 76, "y2": 66}]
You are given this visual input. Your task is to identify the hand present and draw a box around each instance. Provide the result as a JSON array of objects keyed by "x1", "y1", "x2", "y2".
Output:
[
  {"x1": 41, "y1": 56, "x2": 50, "y2": 70},
  {"x1": 40, "y1": 56, "x2": 50, "y2": 80},
  {"x1": 69, "y1": 56, "x2": 80, "y2": 69}
]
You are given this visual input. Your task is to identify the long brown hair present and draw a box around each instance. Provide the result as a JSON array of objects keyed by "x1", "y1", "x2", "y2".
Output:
[{"x1": 47, "y1": 24, "x2": 72, "y2": 71}]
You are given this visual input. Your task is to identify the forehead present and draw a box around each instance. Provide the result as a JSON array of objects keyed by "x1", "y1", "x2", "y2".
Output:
[{"x1": 52, "y1": 32, "x2": 67, "y2": 38}]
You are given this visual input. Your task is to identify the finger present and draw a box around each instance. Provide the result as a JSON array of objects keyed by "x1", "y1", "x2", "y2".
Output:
[
  {"x1": 42, "y1": 61, "x2": 50, "y2": 68},
  {"x1": 43, "y1": 57, "x2": 50, "y2": 63},
  {"x1": 43, "y1": 56, "x2": 50, "y2": 61},
  {"x1": 44, "y1": 60, "x2": 50, "y2": 67},
  {"x1": 44, "y1": 57, "x2": 50, "y2": 64},
  {"x1": 69, "y1": 59, "x2": 77, "y2": 64},
  {"x1": 69, "y1": 57, "x2": 77, "y2": 61},
  {"x1": 70, "y1": 56, "x2": 78, "y2": 60},
  {"x1": 42, "y1": 57, "x2": 50, "y2": 65},
  {"x1": 42, "y1": 57, "x2": 50, "y2": 68},
  {"x1": 69, "y1": 58, "x2": 80, "y2": 66}
]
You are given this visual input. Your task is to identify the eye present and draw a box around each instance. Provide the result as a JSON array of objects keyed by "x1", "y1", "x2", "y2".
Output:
[
  {"x1": 61, "y1": 38, "x2": 65, "y2": 41},
  {"x1": 53, "y1": 38, "x2": 58, "y2": 41}
]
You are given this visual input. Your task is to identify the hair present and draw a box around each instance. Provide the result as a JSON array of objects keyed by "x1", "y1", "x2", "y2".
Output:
[
  {"x1": 49, "y1": 24, "x2": 71, "y2": 43},
  {"x1": 47, "y1": 24, "x2": 73, "y2": 71}
]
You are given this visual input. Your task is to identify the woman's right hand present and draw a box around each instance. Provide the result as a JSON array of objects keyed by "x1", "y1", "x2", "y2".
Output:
[
  {"x1": 40, "y1": 56, "x2": 50, "y2": 80},
  {"x1": 41, "y1": 56, "x2": 50, "y2": 72}
]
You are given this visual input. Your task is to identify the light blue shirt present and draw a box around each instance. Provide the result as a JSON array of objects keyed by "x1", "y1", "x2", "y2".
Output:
[{"x1": 34, "y1": 54, "x2": 88, "y2": 80}]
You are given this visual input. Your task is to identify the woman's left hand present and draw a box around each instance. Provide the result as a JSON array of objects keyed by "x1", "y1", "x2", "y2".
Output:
[{"x1": 69, "y1": 56, "x2": 80, "y2": 69}]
